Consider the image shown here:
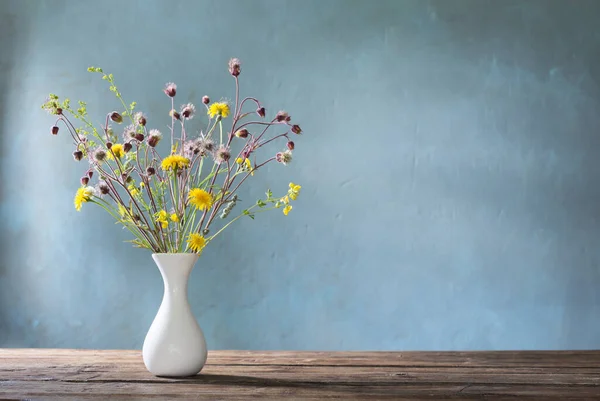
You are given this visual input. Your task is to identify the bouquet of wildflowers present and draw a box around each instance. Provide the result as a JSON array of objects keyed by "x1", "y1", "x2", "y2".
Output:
[{"x1": 42, "y1": 59, "x2": 302, "y2": 254}]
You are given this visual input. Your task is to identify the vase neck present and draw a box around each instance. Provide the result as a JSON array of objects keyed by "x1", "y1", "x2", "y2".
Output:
[{"x1": 152, "y1": 253, "x2": 199, "y2": 295}]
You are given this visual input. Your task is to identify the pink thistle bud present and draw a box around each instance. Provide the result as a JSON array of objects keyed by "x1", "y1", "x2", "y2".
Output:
[
  {"x1": 235, "y1": 128, "x2": 249, "y2": 138},
  {"x1": 110, "y1": 111, "x2": 123, "y2": 123},
  {"x1": 106, "y1": 142, "x2": 113, "y2": 149},
  {"x1": 291, "y1": 124, "x2": 302, "y2": 134},
  {"x1": 87, "y1": 171, "x2": 94, "y2": 178},
  {"x1": 73, "y1": 151, "x2": 83, "y2": 161},
  {"x1": 257, "y1": 107, "x2": 266, "y2": 118},
  {"x1": 51, "y1": 125, "x2": 59, "y2": 135},
  {"x1": 135, "y1": 112, "x2": 147, "y2": 126},
  {"x1": 80, "y1": 176, "x2": 89, "y2": 185},
  {"x1": 146, "y1": 166, "x2": 156, "y2": 176},
  {"x1": 202, "y1": 96, "x2": 210, "y2": 104},
  {"x1": 56, "y1": 108, "x2": 63, "y2": 115},
  {"x1": 169, "y1": 109, "x2": 181, "y2": 120},
  {"x1": 287, "y1": 141, "x2": 295, "y2": 150},
  {"x1": 123, "y1": 143, "x2": 133, "y2": 153},
  {"x1": 164, "y1": 82, "x2": 177, "y2": 97},
  {"x1": 134, "y1": 133, "x2": 144, "y2": 142},
  {"x1": 228, "y1": 58, "x2": 241, "y2": 77}
]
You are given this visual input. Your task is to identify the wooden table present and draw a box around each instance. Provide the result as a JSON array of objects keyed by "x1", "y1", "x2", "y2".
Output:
[{"x1": 1, "y1": 349, "x2": 599, "y2": 399}]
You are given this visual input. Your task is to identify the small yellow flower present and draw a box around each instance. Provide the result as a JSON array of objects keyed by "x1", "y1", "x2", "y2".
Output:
[
  {"x1": 244, "y1": 158, "x2": 254, "y2": 175},
  {"x1": 188, "y1": 188, "x2": 213, "y2": 210},
  {"x1": 289, "y1": 182, "x2": 301, "y2": 193},
  {"x1": 187, "y1": 233, "x2": 206, "y2": 253},
  {"x1": 74, "y1": 186, "x2": 94, "y2": 211},
  {"x1": 128, "y1": 183, "x2": 140, "y2": 197},
  {"x1": 281, "y1": 195, "x2": 290, "y2": 204},
  {"x1": 170, "y1": 213, "x2": 179, "y2": 223},
  {"x1": 283, "y1": 204, "x2": 292, "y2": 216},
  {"x1": 155, "y1": 210, "x2": 169, "y2": 228},
  {"x1": 235, "y1": 157, "x2": 243, "y2": 164},
  {"x1": 118, "y1": 203, "x2": 127, "y2": 217},
  {"x1": 161, "y1": 154, "x2": 190, "y2": 171},
  {"x1": 107, "y1": 143, "x2": 124, "y2": 160},
  {"x1": 207, "y1": 102, "x2": 230, "y2": 119}
]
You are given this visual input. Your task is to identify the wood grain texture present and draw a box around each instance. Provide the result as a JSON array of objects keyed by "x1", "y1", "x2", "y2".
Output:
[{"x1": 1, "y1": 349, "x2": 599, "y2": 400}]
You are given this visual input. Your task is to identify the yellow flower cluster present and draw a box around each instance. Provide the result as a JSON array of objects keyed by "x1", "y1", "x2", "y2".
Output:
[
  {"x1": 155, "y1": 210, "x2": 169, "y2": 228},
  {"x1": 208, "y1": 102, "x2": 230, "y2": 119},
  {"x1": 235, "y1": 157, "x2": 254, "y2": 175},
  {"x1": 74, "y1": 186, "x2": 94, "y2": 211},
  {"x1": 187, "y1": 233, "x2": 206, "y2": 253},
  {"x1": 161, "y1": 154, "x2": 190, "y2": 171},
  {"x1": 188, "y1": 188, "x2": 213, "y2": 210},
  {"x1": 281, "y1": 182, "x2": 301, "y2": 216}
]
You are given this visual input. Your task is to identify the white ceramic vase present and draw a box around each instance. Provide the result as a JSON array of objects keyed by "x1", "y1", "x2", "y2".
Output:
[{"x1": 142, "y1": 253, "x2": 207, "y2": 377}]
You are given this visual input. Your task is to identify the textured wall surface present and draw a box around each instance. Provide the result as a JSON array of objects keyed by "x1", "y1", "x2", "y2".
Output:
[{"x1": 1, "y1": 0, "x2": 599, "y2": 350}]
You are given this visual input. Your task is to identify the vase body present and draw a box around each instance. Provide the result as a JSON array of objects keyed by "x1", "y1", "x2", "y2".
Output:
[{"x1": 142, "y1": 253, "x2": 207, "y2": 377}]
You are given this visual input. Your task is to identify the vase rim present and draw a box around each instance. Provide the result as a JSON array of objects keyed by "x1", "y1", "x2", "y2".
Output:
[{"x1": 152, "y1": 252, "x2": 199, "y2": 255}]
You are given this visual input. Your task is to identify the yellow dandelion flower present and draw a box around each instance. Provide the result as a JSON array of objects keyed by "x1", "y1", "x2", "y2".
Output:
[
  {"x1": 74, "y1": 186, "x2": 94, "y2": 211},
  {"x1": 161, "y1": 154, "x2": 190, "y2": 171},
  {"x1": 107, "y1": 143, "x2": 124, "y2": 160},
  {"x1": 155, "y1": 210, "x2": 169, "y2": 228},
  {"x1": 170, "y1": 213, "x2": 179, "y2": 223},
  {"x1": 283, "y1": 204, "x2": 292, "y2": 216},
  {"x1": 187, "y1": 233, "x2": 206, "y2": 253},
  {"x1": 188, "y1": 188, "x2": 213, "y2": 210},
  {"x1": 207, "y1": 102, "x2": 230, "y2": 119}
]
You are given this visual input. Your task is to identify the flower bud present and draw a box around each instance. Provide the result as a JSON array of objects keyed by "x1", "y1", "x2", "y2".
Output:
[
  {"x1": 228, "y1": 58, "x2": 241, "y2": 77},
  {"x1": 169, "y1": 109, "x2": 181, "y2": 120},
  {"x1": 80, "y1": 176, "x2": 89, "y2": 185},
  {"x1": 202, "y1": 96, "x2": 210, "y2": 104},
  {"x1": 106, "y1": 142, "x2": 113, "y2": 149},
  {"x1": 164, "y1": 82, "x2": 177, "y2": 97},
  {"x1": 287, "y1": 141, "x2": 295, "y2": 150},
  {"x1": 73, "y1": 151, "x2": 84, "y2": 161},
  {"x1": 136, "y1": 113, "x2": 147, "y2": 126},
  {"x1": 256, "y1": 107, "x2": 266, "y2": 118},
  {"x1": 276, "y1": 111, "x2": 290, "y2": 122},
  {"x1": 134, "y1": 133, "x2": 144, "y2": 142},
  {"x1": 146, "y1": 166, "x2": 156, "y2": 176},
  {"x1": 56, "y1": 108, "x2": 63, "y2": 115},
  {"x1": 110, "y1": 112, "x2": 123, "y2": 123},
  {"x1": 87, "y1": 171, "x2": 94, "y2": 178},
  {"x1": 235, "y1": 128, "x2": 249, "y2": 138},
  {"x1": 51, "y1": 125, "x2": 59, "y2": 135},
  {"x1": 123, "y1": 142, "x2": 133, "y2": 153},
  {"x1": 291, "y1": 124, "x2": 302, "y2": 134}
]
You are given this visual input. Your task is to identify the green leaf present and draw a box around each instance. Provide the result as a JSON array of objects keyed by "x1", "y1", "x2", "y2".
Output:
[
  {"x1": 256, "y1": 199, "x2": 267, "y2": 207},
  {"x1": 266, "y1": 189, "x2": 273, "y2": 198}
]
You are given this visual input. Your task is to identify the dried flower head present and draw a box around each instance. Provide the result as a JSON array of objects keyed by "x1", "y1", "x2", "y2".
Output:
[
  {"x1": 146, "y1": 166, "x2": 156, "y2": 176},
  {"x1": 213, "y1": 145, "x2": 231, "y2": 163},
  {"x1": 276, "y1": 149, "x2": 293, "y2": 165},
  {"x1": 80, "y1": 176, "x2": 89, "y2": 186},
  {"x1": 110, "y1": 111, "x2": 123, "y2": 123},
  {"x1": 123, "y1": 142, "x2": 133, "y2": 153},
  {"x1": 123, "y1": 125, "x2": 137, "y2": 141},
  {"x1": 183, "y1": 139, "x2": 201, "y2": 158},
  {"x1": 73, "y1": 150, "x2": 84, "y2": 161},
  {"x1": 96, "y1": 180, "x2": 110, "y2": 195},
  {"x1": 164, "y1": 82, "x2": 177, "y2": 97},
  {"x1": 147, "y1": 129, "x2": 162, "y2": 147},
  {"x1": 106, "y1": 142, "x2": 113, "y2": 149},
  {"x1": 228, "y1": 58, "x2": 241, "y2": 77},
  {"x1": 134, "y1": 112, "x2": 147, "y2": 126},
  {"x1": 198, "y1": 138, "x2": 215, "y2": 155},
  {"x1": 287, "y1": 141, "x2": 295, "y2": 150},
  {"x1": 202, "y1": 95, "x2": 210, "y2": 104},
  {"x1": 134, "y1": 133, "x2": 144, "y2": 142},
  {"x1": 256, "y1": 107, "x2": 266, "y2": 118},
  {"x1": 93, "y1": 148, "x2": 107, "y2": 162},
  {"x1": 51, "y1": 126, "x2": 59, "y2": 135},
  {"x1": 180, "y1": 103, "x2": 196, "y2": 120},
  {"x1": 276, "y1": 111, "x2": 291, "y2": 122},
  {"x1": 234, "y1": 128, "x2": 249, "y2": 139}
]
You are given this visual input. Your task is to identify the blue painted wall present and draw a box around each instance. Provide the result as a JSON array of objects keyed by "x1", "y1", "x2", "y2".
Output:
[{"x1": 1, "y1": 0, "x2": 599, "y2": 350}]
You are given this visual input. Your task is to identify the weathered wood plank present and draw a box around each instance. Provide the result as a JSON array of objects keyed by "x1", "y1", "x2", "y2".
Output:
[
  {"x1": 1, "y1": 349, "x2": 599, "y2": 400},
  {"x1": 3, "y1": 349, "x2": 600, "y2": 368}
]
